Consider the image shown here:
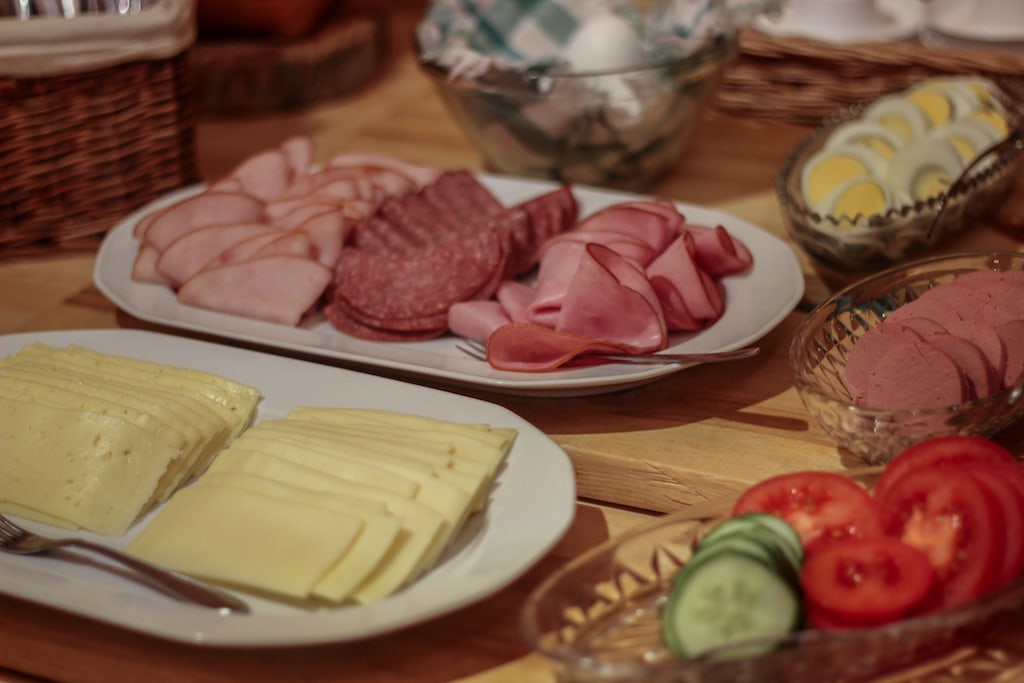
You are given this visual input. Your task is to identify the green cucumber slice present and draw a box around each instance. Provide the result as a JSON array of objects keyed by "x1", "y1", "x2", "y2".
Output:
[
  {"x1": 662, "y1": 550, "x2": 801, "y2": 660},
  {"x1": 700, "y1": 513, "x2": 804, "y2": 569}
]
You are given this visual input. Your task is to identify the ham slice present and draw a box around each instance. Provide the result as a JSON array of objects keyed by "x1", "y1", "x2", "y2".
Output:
[
  {"x1": 447, "y1": 301, "x2": 512, "y2": 342},
  {"x1": 227, "y1": 149, "x2": 293, "y2": 201},
  {"x1": 485, "y1": 323, "x2": 641, "y2": 372},
  {"x1": 140, "y1": 192, "x2": 266, "y2": 251},
  {"x1": 573, "y1": 201, "x2": 680, "y2": 253},
  {"x1": 156, "y1": 222, "x2": 280, "y2": 288},
  {"x1": 556, "y1": 243, "x2": 666, "y2": 352},
  {"x1": 131, "y1": 244, "x2": 172, "y2": 285},
  {"x1": 178, "y1": 256, "x2": 332, "y2": 326},
  {"x1": 279, "y1": 136, "x2": 315, "y2": 176},
  {"x1": 645, "y1": 233, "x2": 723, "y2": 323},
  {"x1": 685, "y1": 224, "x2": 754, "y2": 277}
]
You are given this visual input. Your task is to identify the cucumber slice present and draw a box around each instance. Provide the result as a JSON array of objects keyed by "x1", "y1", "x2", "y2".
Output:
[
  {"x1": 662, "y1": 550, "x2": 801, "y2": 660},
  {"x1": 691, "y1": 533, "x2": 797, "y2": 584},
  {"x1": 700, "y1": 513, "x2": 804, "y2": 569}
]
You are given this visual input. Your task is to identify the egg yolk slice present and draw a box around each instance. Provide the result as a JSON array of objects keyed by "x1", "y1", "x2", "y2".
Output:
[
  {"x1": 829, "y1": 179, "x2": 890, "y2": 219},
  {"x1": 805, "y1": 154, "x2": 873, "y2": 207},
  {"x1": 907, "y1": 89, "x2": 954, "y2": 128}
]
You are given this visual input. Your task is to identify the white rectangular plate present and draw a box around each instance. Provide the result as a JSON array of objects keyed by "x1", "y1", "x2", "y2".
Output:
[
  {"x1": 94, "y1": 175, "x2": 805, "y2": 397},
  {"x1": 0, "y1": 329, "x2": 576, "y2": 647}
]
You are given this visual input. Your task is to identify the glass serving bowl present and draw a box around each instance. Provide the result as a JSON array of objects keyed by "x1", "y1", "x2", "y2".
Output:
[
  {"x1": 790, "y1": 251, "x2": 1024, "y2": 465},
  {"x1": 521, "y1": 484, "x2": 1024, "y2": 683},
  {"x1": 416, "y1": 34, "x2": 738, "y2": 192},
  {"x1": 775, "y1": 88, "x2": 1024, "y2": 278}
]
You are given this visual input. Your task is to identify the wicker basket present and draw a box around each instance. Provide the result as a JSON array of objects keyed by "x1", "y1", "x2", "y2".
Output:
[
  {"x1": 0, "y1": 1, "x2": 199, "y2": 258},
  {"x1": 716, "y1": 29, "x2": 1024, "y2": 126}
]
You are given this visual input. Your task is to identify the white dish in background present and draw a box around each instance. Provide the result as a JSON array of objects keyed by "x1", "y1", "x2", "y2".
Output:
[
  {"x1": 0, "y1": 329, "x2": 576, "y2": 647},
  {"x1": 754, "y1": 0, "x2": 925, "y2": 44},
  {"x1": 94, "y1": 175, "x2": 804, "y2": 397},
  {"x1": 923, "y1": 0, "x2": 1024, "y2": 42}
]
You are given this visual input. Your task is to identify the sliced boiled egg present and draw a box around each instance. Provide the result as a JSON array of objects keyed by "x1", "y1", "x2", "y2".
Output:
[
  {"x1": 970, "y1": 107, "x2": 1010, "y2": 138},
  {"x1": 929, "y1": 118, "x2": 1002, "y2": 163},
  {"x1": 885, "y1": 138, "x2": 964, "y2": 202},
  {"x1": 863, "y1": 95, "x2": 932, "y2": 141},
  {"x1": 820, "y1": 176, "x2": 894, "y2": 222},
  {"x1": 825, "y1": 120, "x2": 905, "y2": 160},
  {"x1": 905, "y1": 87, "x2": 956, "y2": 128},
  {"x1": 801, "y1": 144, "x2": 889, "y2": 211}
]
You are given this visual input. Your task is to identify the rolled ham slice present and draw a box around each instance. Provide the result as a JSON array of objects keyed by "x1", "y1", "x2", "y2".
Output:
[
  {"x1": 447, "y1": 300, "x2": 512, "y2": 342},
  {"x1": 178, "y1": 255, "x2": 331, "y2": 326},
  {"x1": 645, "y1": 232, "x2": 724, "y2": 324},
  {"x1": 685, "y1": 223, "x2": 754, "y2": 277}
]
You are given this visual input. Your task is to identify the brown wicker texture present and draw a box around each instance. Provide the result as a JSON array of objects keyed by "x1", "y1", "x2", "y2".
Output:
[
  {"x1": 0, "y1": 52, "x2": 198, "y2": 258},
  {"x1": 717, "y1": 29, "x2": 1024, "y2": 126}
]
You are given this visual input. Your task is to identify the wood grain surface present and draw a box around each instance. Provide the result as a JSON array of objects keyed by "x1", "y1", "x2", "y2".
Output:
[{"x1": 1, "y1": 5, "x2": 1024, "y2": 683}]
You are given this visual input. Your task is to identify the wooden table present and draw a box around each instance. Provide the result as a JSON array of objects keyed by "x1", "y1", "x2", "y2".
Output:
[{"x1": 2, "y1": 8, "x2": 1024, "y2": 683}]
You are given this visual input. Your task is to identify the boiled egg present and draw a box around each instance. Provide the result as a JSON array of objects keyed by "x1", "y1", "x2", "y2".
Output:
[
  {"x1": 825, "y1": 120, "x2": 905, "y2": 160},
  {"x1": 821, "y1": 176, "x2": 894, "y2": 222},
  {"x1": 929, "y1": 118, "x2": 1002, "y2": 163},
  {"x1": 563, "y1": 12, "x2": 647, "y2": 73},
  {"x1": 863, "y1": 95, "x2": 932, "y2": 141},
  {"x1": 885, "y1": 138, "x2": 964, "y2": 202},
  {"x1": 801, "y1": 144, "x2": 889, "y2": 211}
]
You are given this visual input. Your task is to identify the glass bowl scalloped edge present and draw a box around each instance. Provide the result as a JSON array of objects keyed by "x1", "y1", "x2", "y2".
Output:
[
  {"x1": 521, "y1": 477, "x2": 1024, "y2": 683},
  {"x1": 775, "y1": 83, "x2": 1024, "y2": 274},
  {"x1": 789, "y1": 250, "x2": 1024, "y2": 465}
]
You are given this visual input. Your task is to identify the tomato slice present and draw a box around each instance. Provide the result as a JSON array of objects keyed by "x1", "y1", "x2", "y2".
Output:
[
  {"x1": 962, "y1": 464, "x2": 1024, "y2": 586},
  {"x1": 732, "y1": 472, "x2": 884, "y2": 547},
  {"x1": 873, "y1": 435, "x2": 1016, "y2": 502},
  {"x1": 878, "y1": 466, "x2": 1005, "y2": 610},
  {"x1": 800, "y1": 537, "x2": 935, "y2": 628}
]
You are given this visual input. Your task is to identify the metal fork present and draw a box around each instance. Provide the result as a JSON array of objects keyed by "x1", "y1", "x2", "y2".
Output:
[
  {"x1": 454, "y1": 338, "x2": 759, "y2": 365},
  {"x1": 0, "y1": 513, "x2": 249, "y2": 613}
]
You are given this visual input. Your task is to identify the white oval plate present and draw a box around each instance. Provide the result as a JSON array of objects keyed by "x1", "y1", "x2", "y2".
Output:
[
  {"x1": 94, "y1": 175, "x2": 805, "y2": 397},
  {"x1": 0, "y1": 329, "x2": 576, "y2": 647}
]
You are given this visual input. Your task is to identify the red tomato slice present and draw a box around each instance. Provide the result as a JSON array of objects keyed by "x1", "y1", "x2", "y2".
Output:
[
  {"x1": 873, "y1": 435, "x2": 1016, "y2": 502},
  {"x1": 878, "y1": 466, "x2": 1005, "y2": 610},
  {"x1": 800, "y1": 537, "x2": 935, "y2": 627},
  {"x1": 732, "y1": 472, "x2": 884, "y2": 547},
  {"x1": 963, "y1": 464, "x2": 1024, "y2": 586}
]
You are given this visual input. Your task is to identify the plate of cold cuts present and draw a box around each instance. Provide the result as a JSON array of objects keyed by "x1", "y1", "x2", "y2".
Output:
[{"x1": 94, "y1": 147, "x2": 804, "y2": 397}]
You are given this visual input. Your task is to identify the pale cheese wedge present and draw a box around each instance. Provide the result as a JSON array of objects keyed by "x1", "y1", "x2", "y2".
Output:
[
  {"x1": 0, "y1": 395, "x2": 177, "y2": 535},
  {"x1": 195, "y1": 471, "x2": 402, "y2": 602},
  {"x1": 126, "y1": 484, "x2": 363, "y2": 600}
]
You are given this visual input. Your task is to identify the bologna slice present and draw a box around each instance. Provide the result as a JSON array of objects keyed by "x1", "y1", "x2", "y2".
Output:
[{"x1": 861, "y1": 341, "x2": 968, "y2": 410}]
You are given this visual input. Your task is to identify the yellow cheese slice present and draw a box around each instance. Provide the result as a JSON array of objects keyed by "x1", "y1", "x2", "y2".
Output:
[
  {"x1": 243, "y1": 425, "x2": 473, "y2": 542},
  {"x1": 229, "y1": 432, "x2": 421, "y2": 497},
  {"x1": 205, "y1": 447, "x2": 446, "y2": 601},
  {"x1": 0, "y1": 367, "x2": 201, "y2": 508},
  {"x1": 127, "y1": 484, "x2": 362, "y2": 599},
  {"x1": 196, "y1": 471, "x2": 402, "y2": 602},
  {"x1": 0, "y1": 395, "x2": 177, "y2": 535}
]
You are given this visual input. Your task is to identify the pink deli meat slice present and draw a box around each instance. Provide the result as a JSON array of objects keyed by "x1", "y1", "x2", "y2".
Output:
[
  {"x1": 447, "y1": 300, "x2": 513, "y2": 342},
  {"x1": 555, "y1": 243, "x2": 666, "y2": 351},
  {"x1": 227, "y1": 149, "x2": 294, "y2": 202},
  {"x1": 861, "y1": 341, "x2": 969, "y2": 410},
  {"x1": 140, "y1": 192, "x2": 266, "y2": 251},
  {"x1": 994, "y1": 320, "x2": 1024, "y2": 388},
  {"x1": 131, "y1": 244, "x2": 172, "y2": 285},
  {"x1": 645, "y1": 233, "x2": 724, "y2": 324},
  {"x1": 279, "y1": 136, "x2": 315, "y2": 177},
  {"x1": 495, "y1": 280, "x2": 537, "y2": 324},
  {"x1": 485, "y1": 322, "x2": 641, "y2": 372},
  {"x1": 324, "y1": 304, "x2": 448, "y2": 341},
  {"x1": 685, "y1": 223, "x2": 754, "y2": 277},
  {"x1": 943, "y1": 319, "x2": 1008, "y2": 384},
  {"x1": 573, "y1": 201, "x2": 680, "y2": 253},
  {"x1": 844, "y1": 323, "x2": 926, "y2": 403},
  {"x1": 156, "y1": 222, "x2": 280, "y2": 288},
  {"x1": 201, "y1": 231, "x2": 285, "y2": 271},
  {"x1": 178, "y1": 255, "x2": 332, "y2": 326},
  {"x1": 920, "y1": 331, "x2": 999, "y2": 399}
]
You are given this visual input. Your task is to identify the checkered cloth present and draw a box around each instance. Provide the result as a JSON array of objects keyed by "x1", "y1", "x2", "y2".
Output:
[{"x1": 417, "y1": 0, "x2": 773, "y2": 80}]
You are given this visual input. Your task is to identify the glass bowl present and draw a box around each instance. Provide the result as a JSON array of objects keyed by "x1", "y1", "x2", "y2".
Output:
[
  {"x1": 790, "y1": 251, "x2": 1024, "y2": 465},
  {"x1": 775, "y1": 87, "x2": 1024, "y2": 277},
  {"x1": 521, "y1": 484, "x2": 1024, "y2": 683},
  {"x1": 416, "y1": 33, "x2": 738, "y2": 192}
]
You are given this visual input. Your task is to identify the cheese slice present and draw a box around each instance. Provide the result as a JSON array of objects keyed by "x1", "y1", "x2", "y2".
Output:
[
  {"x1": 205, "y1": 447, "x2": 446, "y2": 600},
  {"x1": 0, "y1": 368, "x2": 201, "y2": 508},
  {"x1": 244, "y1": 424, "x2": 473, "y2": 541},
  {"x1": 127, "y1": 484, "x2": 363, "y2": 599},
  {"x1": 0, "y1": 395, "x2": 177, "y2": 535},
  {"x1": 196, "y1": 471, "x2": 402, "y2": 602}
]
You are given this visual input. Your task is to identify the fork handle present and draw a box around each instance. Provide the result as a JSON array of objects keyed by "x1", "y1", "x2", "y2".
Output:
[{"x1": 65, "y1": 540, "x2": 249, "y2": 613}]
